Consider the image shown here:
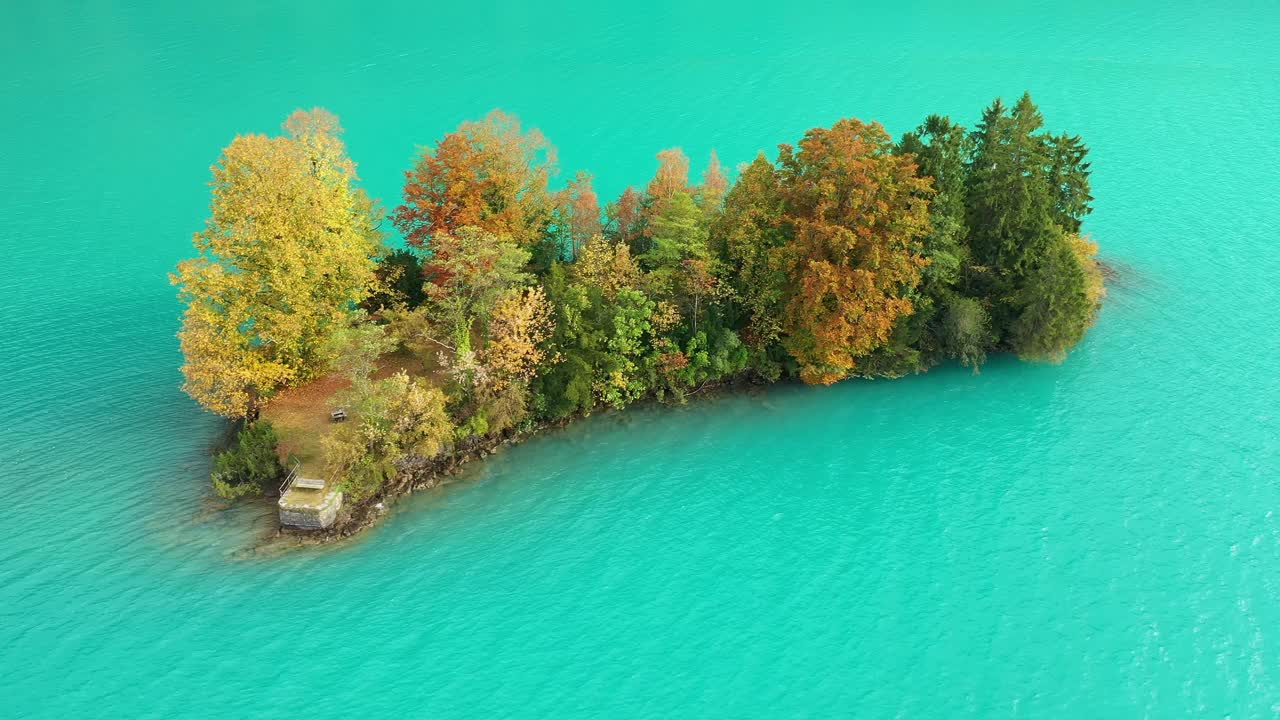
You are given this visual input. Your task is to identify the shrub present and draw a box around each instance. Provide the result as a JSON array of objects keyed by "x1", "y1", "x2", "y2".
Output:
[
  {"x1": 323, "y1": 371, "x2": 455, "y2": 502},
  {"x1": 938, "y1": 294, "x2": 991, "y2": 370},
  {"x1": 211, "y1": 421, "x2": 285, "y2": 500}
]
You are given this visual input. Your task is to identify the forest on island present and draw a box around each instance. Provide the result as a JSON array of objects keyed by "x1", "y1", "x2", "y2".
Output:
[{"x1": 172, "y1": 94, "x2": 1103, "y2": 502}]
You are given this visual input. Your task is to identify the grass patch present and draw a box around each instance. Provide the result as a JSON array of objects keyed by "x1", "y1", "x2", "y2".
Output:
[{"x1": 262, "y1": 373, "x2": 349, "y2": 478}]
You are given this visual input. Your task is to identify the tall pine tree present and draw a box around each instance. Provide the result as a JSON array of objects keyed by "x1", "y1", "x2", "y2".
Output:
[{"x1": 966, "y1": 93, "x2": 1099, "y2": 361}]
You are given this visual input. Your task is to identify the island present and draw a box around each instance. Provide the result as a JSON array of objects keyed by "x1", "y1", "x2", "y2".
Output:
[{"x1": 172, "y1": 93, "x2": 1103, "y2": 542}]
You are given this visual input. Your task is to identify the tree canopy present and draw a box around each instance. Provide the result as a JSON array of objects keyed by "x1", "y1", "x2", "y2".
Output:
[
  {"x1": 172, "y1": 108, "x2": 382, "y2": 418},
  {"x1": 395, "y1": 110, "x2": 556, "y2": 250},
  {"x1": 183, "y1": 96, "x2": 1104, "y2": 507}
]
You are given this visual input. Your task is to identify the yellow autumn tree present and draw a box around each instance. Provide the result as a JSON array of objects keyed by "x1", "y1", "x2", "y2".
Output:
[
  {"x1": 322, "y1": 371, "x2": 454, "y2": 501},
  {"x1": 485, "y1": 286, "x2": 556, "y2": 392},
  {"x1": 574, "y1": 234, "x2": 642, "y2": 298},
  {"x1": 172, "y1": 108, "x2": 383, "y2": 418}
]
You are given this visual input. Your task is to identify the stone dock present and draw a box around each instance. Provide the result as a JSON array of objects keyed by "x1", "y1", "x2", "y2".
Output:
[{"x1": 277, "y1": 470, "x2": 343, "y2": 530}]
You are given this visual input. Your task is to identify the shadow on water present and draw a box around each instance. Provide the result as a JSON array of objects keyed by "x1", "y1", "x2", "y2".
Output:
[{"x1": 1099, "y1": 254, "x2": 1168, "y2": 296}]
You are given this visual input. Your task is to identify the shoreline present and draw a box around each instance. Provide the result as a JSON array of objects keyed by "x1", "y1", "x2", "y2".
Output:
[
  {"x1": 247, "y1": 249, "x2": 1115, "y2": 556},
  {"x1": 253, "y1": 375, "x2": 763, "y2": 554},
  {"x1": 185, "y1": 99, "x2": 1107, "y2": 556}
]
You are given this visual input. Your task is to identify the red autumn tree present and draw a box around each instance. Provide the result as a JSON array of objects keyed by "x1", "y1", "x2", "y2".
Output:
[
  {"x1": 776, "y1": 118, "x2": 933, "y2": 384},
  {"x1": 396, "y1": 110, "x2": 557, "y2": 249}
]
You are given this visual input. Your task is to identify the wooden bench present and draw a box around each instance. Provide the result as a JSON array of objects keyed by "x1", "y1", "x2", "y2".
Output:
[
  {"x1": 330, "y1": 407, "x2": 348, "y2": 422},
  {"x1": 294, "y1": 477, "x2": 325, "y2": 491}
]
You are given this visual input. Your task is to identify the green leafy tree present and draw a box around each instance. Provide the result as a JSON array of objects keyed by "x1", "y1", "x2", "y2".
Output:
[
  {"x1": 935, "y1": 295, "x2": 991, "y2": 370},
  {"x1": 326, "y1": 312, "x2": 398, "y2": 392},
  {"x1": 899, "y1": 115, "x2": 971, "y2": 294},
  {"x1": 642, "y1": 192, "x2": 711, "y2": 301},
  {"x1": 532, "y1": 263, "x2": 599, "y2": 418},
  {"x1": 633, "y1": 148, "x2": 691, "y2": 256},
  {"x1": 322, "y1": 371, "x2": 454, "y2": 502},
  {"x1": 364, "y1": 249, "x2": 426, "y2": 311},
  {"x1": 1007, "y1": 230, "x2": 1099, "y2": 361},
  {"x1": 1047, "y1": 133, "x2": 1094, "y2": 234},
  {"x1": 864, "y1": 114, "x2": 976, "y2": 374},
  {"x1": 418, "y1": 227, "x2": 532, "y2": 355},
  {"x1": 598, "y1": 287, "x2": 659, "y2": 408},
  {"x1": 712, "y1": 153, "x2": 788, "y2": 376},
  {"x1": 533, "y1": 237, "x2": 665, "y2": 417}
]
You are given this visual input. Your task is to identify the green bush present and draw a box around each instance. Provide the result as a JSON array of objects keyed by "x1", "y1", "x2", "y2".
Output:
[
  {"x1": 211, "y1": 421, "x2": 285, "y2": 500},
  {"x1": 362, "y1": 248, "x2": 427, "y2": 311},
  {"x1": 938, "y1": 294, "x2": 991, "y2": 370}
]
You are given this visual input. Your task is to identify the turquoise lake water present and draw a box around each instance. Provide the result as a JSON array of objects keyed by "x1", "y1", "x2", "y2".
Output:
[{"x1": 3, "y1": 1, "x2": 1279, "y2": 716}]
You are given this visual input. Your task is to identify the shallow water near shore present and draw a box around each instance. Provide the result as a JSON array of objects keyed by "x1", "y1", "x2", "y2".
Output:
[{"x1": 3, "y1": 1, "x2": 1280, "y2": 717}]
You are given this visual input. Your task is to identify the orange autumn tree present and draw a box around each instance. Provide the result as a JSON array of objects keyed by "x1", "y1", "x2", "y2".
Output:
[
  {"x1": 776, "y1": 118, "x2": 933, "y2": 384},
  {"x1": 697, "y1": 149, "x2": 729, "y2": 215},
  {"x1": 557, "y1": 170, "x2": 601, "y2": 260},
  {"x1": 646, "y1": 147, "x2": 691, "y2": 203},
  {"x1": 606, "y1": 186, "x2": 644, "y2": 247},
  {"x1": 395, "y1": 110, "x2": 557, "y2": 250}
]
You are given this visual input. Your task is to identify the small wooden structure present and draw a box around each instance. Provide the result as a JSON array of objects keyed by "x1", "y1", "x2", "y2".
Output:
[{"x1": 330, "y1": 407, "x2": 348, "y2": 422}]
